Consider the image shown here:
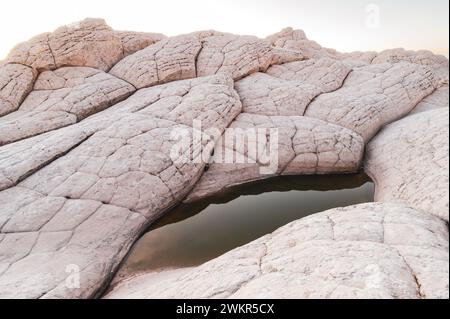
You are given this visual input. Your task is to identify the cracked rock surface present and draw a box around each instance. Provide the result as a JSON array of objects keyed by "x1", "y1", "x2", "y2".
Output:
[
  {"x1": 186, "y1": 113, "x2": 364, "y2": 202},
  {"x1": 110, "y1": 31, "x2": 302, "y2": 89},
  {"x1": 105, "y1": 203, "x2": 449, "y2": 299},
  {"x1": 0, "y1": 19, "x2": 448, "y2": 299},
  {"x1": 0, "y1": 74, "x2": 239, "y2": 298},
  {"x1": 304, "y1": 62, "x2": 439, "y2": 141},
  {"x1": 0, "y1": 63, "x2": 36, "y2": 116},
  {"x1": 235, "y1": 58, "x2": 351, "y2": 116},
  {"x1": 0, "y1": 67, "x2": 135, "y2": 145},
  {"x1": 365, "y1": 108, "x2": 449, "y2": 221}
]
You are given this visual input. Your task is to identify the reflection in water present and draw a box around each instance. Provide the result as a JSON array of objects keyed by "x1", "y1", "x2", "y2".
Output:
[{"x1": 114, "y1": 172, "x2": 374, "y2": 281}]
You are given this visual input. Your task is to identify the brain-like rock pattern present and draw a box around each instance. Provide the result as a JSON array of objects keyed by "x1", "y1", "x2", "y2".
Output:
[
  {"x1": 0, "y1": 64, "x2": 36, "y2": 116},
  {"x1": 0, "y1": 67, "x2": 135, "y2": 145},
  {"x1": 116, "y1": 31, "x2": 167, "y2": 56},
  {"x1": 106, "y1": 203, "x2": 449, "y2": 299},
  {"x1": 372, "y1": 48, "x2": 449, "y2": 83},
  {"x1": 110, "y1": 31, "x2": 302, "y2": 89},
  {"x1": 186, "y1": 113, "x2": 364, "y2": 202},
  {"x1": 266, "y1": 27, "x2": 377, "y2": 66},
  {"x1": 0, "y1": 18, "x2": 448, "y2": 299},
  {"x1": 235, "y1": 58, "x2": 350, "y2": 116},
  {"x1": 409, "y1": 85, "x2": 448, "y2": 115},
  {"x1": 366, "y1": 108, "x2": 449, "y2": 221},
  {"x1": 305, "y1": 62, "x2": 439, "y2": 141},
  {"x1": 0, "y1": 73, "x2": 240, "y2": 298},
  {"x1": 6, "y1": 18, "x2": 166, "y2": 72}
]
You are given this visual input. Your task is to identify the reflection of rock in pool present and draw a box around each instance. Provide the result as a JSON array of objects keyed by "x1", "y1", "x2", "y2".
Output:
[{"x1": 112, "y1": 172, "x2": 374, "y2": 284}]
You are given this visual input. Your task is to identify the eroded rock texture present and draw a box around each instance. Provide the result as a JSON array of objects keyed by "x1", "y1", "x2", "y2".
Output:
[
  {"x1": 6, "y1": 18, "x2": 167, "y2": 72},
  {"x1": 365, "y1": 108, "x2": 449, "y2": 221},
  {"x1": 409, "y1": 85, "x2": 449, "y2": 115},
  {"x1": 0, "y1": 67, "x2": 135, "y2": 145},
  {"x1": 186, "y1": 113, "x2": 364, "y2": 202},
  {"x1": 305, "y1": 62, "x2": 439, "y2": 141},
  {"x1": 0, "y1": 64, "x2": 36, "y2": 116},
  {"x1": 116, "y1": 31, "x2": 167, "y2": 57},
  {"x1": 110, "y1": 31, "x2": 302, "y2": 89},
  {"x1": 106, "y1": 203, "x2": 449, "y2": 299},
  {"x1": 0, "y1": 19, "x2": 448, "y2": 299},
  {"x1": 235, "y1": 58, "x2": 350, "y2": 116},
  {"x1": 266, "y1": 27, "x2": 377, "y2": 66},
  {"x1": 372, "y1": 48, "x2": 449, "y2": 83},
  {"x1": 0, "y1": 74, "x2": 240, "y2": 298}
]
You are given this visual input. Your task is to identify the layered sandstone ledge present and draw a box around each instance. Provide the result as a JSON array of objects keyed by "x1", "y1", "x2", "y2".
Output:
[{"x1": 0, "y1": 19, "x2": 448, "y2": 299}]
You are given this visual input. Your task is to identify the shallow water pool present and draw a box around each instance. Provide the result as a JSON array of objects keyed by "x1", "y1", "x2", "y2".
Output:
[{"x1": 114, "y1": 172, "x2": 374, "y2": 281}]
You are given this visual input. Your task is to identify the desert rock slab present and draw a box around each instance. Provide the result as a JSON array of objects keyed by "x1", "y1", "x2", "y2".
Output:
[
  {"x1": 116, "y1": 31, "x2": 167, "y2": 56},
  {"x1": 0, "y1": 67, "x2": 135, "y2": 145},
  {"x1": 105, "y1": 203, "x2": 449, "y2": 299},
  {"x1": 0, "y1": 64, "x2": 36, "y2": 117},
  {"x1": 235, "y1": 58, "x2": 350, "y2": 116},
  {"x1": 110, "y1": 31, "x2": 302, "y2": 89},
  {"x1": 6, "y1": 19, "x2": 166, "y2": 73},
  {"x1": 409, "y1": 85, "x2": 449, "y2": 115},
  {"x1": 186, "y1": 113, "x2": 364, "y2": 202},
  {"x1": 0, "y1": 74, "x2": 244, "y2": 298},
  {"x1": 372, "y1": 48, "x2": 449, "y2": 83},
  {"x1": 266, "y1": 27, "x2": 377, "y2": 66},
  {"x1": 365, "y1": 108, "x2": 449, "y2": 221},
  {"x1": 305, "y1": 62, "x2": 439, "y2": 141}
]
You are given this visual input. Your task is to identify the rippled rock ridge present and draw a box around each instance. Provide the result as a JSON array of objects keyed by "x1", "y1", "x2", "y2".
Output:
[{"x1": 0, "y1": 19, "x2": 448, "y2": 299}]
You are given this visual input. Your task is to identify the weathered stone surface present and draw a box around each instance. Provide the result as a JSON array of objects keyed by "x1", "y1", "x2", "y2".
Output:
[
  {"x1": 105, "y1": 203, "x2": 449, "y2": 299},
  {"x1": 0, "y1": 67, "x2": 135, "y2": 145},
  {"x1": 372, "y1": 48, "x2": 449, "y2": 83},
  {"x1": 6, "y1": 32, "x2": 56, "y2": 71},
  {"x1": 365, "y1": 108, "x2": 449, "y2": 221},
  {"x1": 110, "y1": 31, "x2": 302, "y2": 89},
  {"x1": 0, "y1": 64, "x2": 36, "y2": 116},
  {"x1": 305, "y1": 62, "x2": 439, "y2": 141},
  {"x1": 0, "y1": 73, "x2": 241, "y2": 298},
  {"x1": 266, "y1": 27, "x2": 377, "y2": 65},
  {"x1": 116, "y1": 31, "x2": 167, "y2": 56},
  {"x1": 6, "y1": 19, "x2": 165, "y2": 73},
  {"x1": 186, "y1": 113, "x2": 364, "y2": 202},
  {"x1": 109, "y1": 34, "x2": 202, "y2": 89},
  {"x1": 235, "y1": 58, "x2": 350, "y2": 116},
  {"x1": 0, "y1": 125, "x2": 95, "y2": 191},
  {"x1": 194, "y1": 31, "x2": 302, "y2": 79},
  {"x1": 0, "y1": 21, "x2": 448, "y2": 299},
  {"x1": 409, "y1": 85, "x2": 448, "y2": 115}
]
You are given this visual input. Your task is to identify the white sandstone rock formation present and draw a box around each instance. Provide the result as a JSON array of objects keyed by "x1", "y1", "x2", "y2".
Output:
[
  {"x1": 0, "y1": 67, "x2": 135, "y2": 145},
  {"x1": 235, "y1": 58, "x2": 351, "y2": 116},
  {"x1": 6, "y1": 18, "x2": 165, "y2": 72},
  {"x1": 304, "y1": 62, "x2": 439, "y2": 141},
  {"x1": 110, "y1": 31, "x2": 302, "y2": 89},
  {"x1": 365, "y1": 108, "x2": 449, "y2": 221},
  {"x1": 0, "y1": 19, "x2": 448, "y2": 299},
  {"x1": 186, "y1": 113, "x2": 364, "y2": 202},
  {"x1": 0, "y1": 63, "x2": 37, "y2": 116},
  {"x1": 0, "y1": 74, "x2": 240, "y2": 298}
]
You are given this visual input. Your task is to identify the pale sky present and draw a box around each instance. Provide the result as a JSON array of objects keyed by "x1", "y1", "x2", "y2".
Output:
[{"x1": 0, "y1": 0, "x2": 448, "y2": 60}]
